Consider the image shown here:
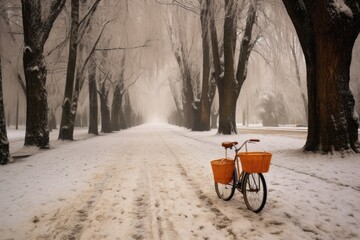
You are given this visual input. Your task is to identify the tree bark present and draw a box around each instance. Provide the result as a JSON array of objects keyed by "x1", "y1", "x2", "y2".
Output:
[
  {"x1": 120, "y1": 90, "x2": 132, "y2": 129},
  {"x1": 168, "y1": 78, "x2": 184, "y2": 127},
  {"x1": 111, "y1": 82, "x2": 121, "y2": 131},
  {"x1": 98, "y1": 81, "x2": 111, "y2": 133},
  {"x1": 282, "y1": 0, "x2": 360, "y2": 153},
  {"x1": 21, "y1": 0, "x2": 65, "y2": 147},
  {"x1": 119, "y1": 93, "x2": 127, "y2": 129},
  {"x1": 88, "y1": 57, "x2": 98, "y2": 135},
  {"x1": 192, "y1": 0, "x2": 213, "y2": 131},
  {"x1": 0, "y1": 57, "x2": 10, "y2": 164},
  {"x1": 111, "y1": 54, "x2": 126, "y2": 131},
  {"x1": 217, "y1": 0, "x2": 237, "y2": 134},
  {"x1": 210, "y1": 110, "x2": 218, "y2": 129},
  {"x1": 59, "y1": 0, "x2": 79, "y2": 140}
]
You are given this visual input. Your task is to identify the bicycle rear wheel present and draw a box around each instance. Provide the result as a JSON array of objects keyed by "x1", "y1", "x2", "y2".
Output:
[
  {"x1": 214, "y1": 171, "x2": 236, "y2": 201},
  {"x1": 242, "y1": 173, "x2": 267, "y2": 213}
]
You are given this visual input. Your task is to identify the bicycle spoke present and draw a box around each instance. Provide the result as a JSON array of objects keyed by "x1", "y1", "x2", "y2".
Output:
[
  {"x1": 214, "y1": 171, "x2": 236, "y2": 201},
  {"x1": 242, "y1": 173, "x2": 267, "y2": 213}
]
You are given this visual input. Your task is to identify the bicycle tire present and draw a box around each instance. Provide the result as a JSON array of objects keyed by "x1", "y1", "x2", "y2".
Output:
[
  {"x1": 214, "y1": 170, "x2": 236, "y2": 201},
  {"x1": 242, "y1": 173, "x2": 267, "y2": 213}
]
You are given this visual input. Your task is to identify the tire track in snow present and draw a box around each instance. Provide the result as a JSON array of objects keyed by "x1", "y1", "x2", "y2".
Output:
[
  {"x1": 27, "y1": 165, "x2": 118, "y2": 240},
  {"x1": 171, "y1": 129, "x2": 360, "y2": 239},
  {"x1": 159, "y1": 134, "x2": 237, "y2": 239}
]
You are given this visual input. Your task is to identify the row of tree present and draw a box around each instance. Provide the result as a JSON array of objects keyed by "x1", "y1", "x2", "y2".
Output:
[
  {"x1": 163, "y1": 0, "x2": 360, "y2": 153},
  {"x1": 165, "y1": 0, "x2": 259, "y2": 133},
  {"x1": 1, "y1": 0, "x2": 359, "y2": 166},
  {"x1": 0, "y1": 0, "x2": 145, "y2": 164}
]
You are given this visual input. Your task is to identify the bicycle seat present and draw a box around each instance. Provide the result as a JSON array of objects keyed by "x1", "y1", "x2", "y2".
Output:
[{"x1": 222, "y1": 141, "x2": 238, "y2": 149}]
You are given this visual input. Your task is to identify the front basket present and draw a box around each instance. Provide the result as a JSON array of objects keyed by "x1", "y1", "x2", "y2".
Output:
[
  {"x1": 210, "y1": 158, "x2": 234, "y2": 184},
  {"x1": 238, "y1": 152, "x2": 272, "y2": 173}
]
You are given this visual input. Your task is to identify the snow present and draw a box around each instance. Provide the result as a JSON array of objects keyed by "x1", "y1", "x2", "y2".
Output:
[
  {"x1": 28, "y1": 66, "x2": 40, "y2": 72},
  {"x1": 1, "y1": 123, "x2": 360, "y2": 239},
  {"x1": 330, "y1": 0, "x2": 353, "y2": 18},
  {"x1": 23, "y1": 46, "x2": 33, "y2": 53}
]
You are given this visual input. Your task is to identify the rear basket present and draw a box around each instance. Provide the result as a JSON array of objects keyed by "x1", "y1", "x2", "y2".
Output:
[
  {"x1": 238, "y1": 152, "x2": 272, "y2": 173},
  {"x1": 210, "y1": 158, "x2": 234, "y2": 184}
]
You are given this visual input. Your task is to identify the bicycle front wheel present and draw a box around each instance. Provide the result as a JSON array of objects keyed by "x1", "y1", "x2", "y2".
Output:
[
  {"x1": 214, "y1": 171, "x2": 236, "y2": 201},
  {"x1": 242, "y1": 173, "x2": 267, "y2": 213}
]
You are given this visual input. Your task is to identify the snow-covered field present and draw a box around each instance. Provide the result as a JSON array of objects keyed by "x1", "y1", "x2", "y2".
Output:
[{"x1": 1, "y1": 123, "x2": 360, "y2": 240}]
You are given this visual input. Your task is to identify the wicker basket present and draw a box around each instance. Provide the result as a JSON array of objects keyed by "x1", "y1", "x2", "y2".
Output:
[
  {"x1": 210, "y1": 158, "x2": 235, "y2": 184},
  {"x1": 238, "y1": 152, "x2": 272, "y2": 173}
]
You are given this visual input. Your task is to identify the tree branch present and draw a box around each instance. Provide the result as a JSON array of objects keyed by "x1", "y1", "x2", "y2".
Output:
[
  {"x1": 95, "y1": 38, "x2": 154, "y2": 51},
  {"x1": 78, "y1": 19, "x2": 113, "y2": 85},
  {"x1": 78, "y1": 0, "x2": 101, "y2": 43},
  {"x1": 40, "y1": 0, "x2": 66, "y2": 45}
]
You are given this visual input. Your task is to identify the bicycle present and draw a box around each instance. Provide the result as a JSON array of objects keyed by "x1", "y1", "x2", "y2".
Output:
[{"x1": 211, "y1": 139, "x2": 272, "y2": 213}]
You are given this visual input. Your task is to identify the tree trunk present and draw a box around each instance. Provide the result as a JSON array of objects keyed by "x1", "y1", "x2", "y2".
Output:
[
  {"x1": 21, "y1": 0, "x2": 63, "y2": 147},
  {"x1": 217, "y1": 0, "x2": 237, "y2": 134},
  {"x1": 23, "y1": 49, "x2": 50, "y2": 147},
  {"x1": 315, "y1": 34, "x2": 359, "y2": 152},
  {"x1": 168, "y1": 21, "x2": 195, "y2": 129},
  {"x1": 235, "y1": 0, "x2": 257, "y2": 90},
  {"x1": 88, "y1": 57, "x2": 98, "y2": 135},
  {"x1": 168, "y1": 79, "x2": 184, "y2": 127},
  {"x1": 211, "y1": 0, "x2": 257, "y2": 134},
  {"x1": 59, "y1": 0, "x2": 79, "y2": 140},
  {"x1": 193, "y1": 0, "x2": 212, "y2": 131},
  {"x1": 283, "y1": 0, "x2": 360, "y2": 153},
  {"x1": 0, "y1": 57, "x2": 10, "y2": 164},
  {"x1": 210, "y1": 110, "x2": 218, "y2": 129},
  {"x1": 48, "y1": 109, "x2": 57, "y2": 131},
  {"x1": 98, "y1": 81, "x2": 111, "y2": 133},
  {"x1": 111, "y1": 54, "x2": 126, "y2": 130},
  {"x1": 119, "y1": 92, "x2": 127, "y2": 130},
  {"x1": 111, "y1": 83, "x2": 121, "y2": 131},
  {"x1": 16, "y1": 92, "x2": 19, "y2": 130},
  {"x1": 218, "y1": 87, "x2": 237, "y2": 134}
]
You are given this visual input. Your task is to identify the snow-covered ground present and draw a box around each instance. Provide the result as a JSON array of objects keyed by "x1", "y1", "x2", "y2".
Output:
[{"x1": 1, "y1": 123, "x2": 360, "y2": 239}]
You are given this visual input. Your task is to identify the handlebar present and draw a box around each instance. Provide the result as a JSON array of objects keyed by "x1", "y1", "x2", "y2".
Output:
[{"x1": 235, "y1": 139, "x2": 260, "y2": 152}]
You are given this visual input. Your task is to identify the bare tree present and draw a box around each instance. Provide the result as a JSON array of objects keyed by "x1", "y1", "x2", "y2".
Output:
[
  {"x1": 166, "y1": 6, "x2": 198, "y2": 129},
  {"x1": 209, "y1": 0, "x2": 259, "y2": 134},
  {"x1": 59, "y1": 0, "x2": 80, "y2": 140},
  {"x1": 192, "y1": 0, "x2": 217, "y2": 131},
  {"x1": 88, "y1": 56, "x2": 98, "y2": 135},
  {"x1": 59, "y1": 0, "x2": 102, "y2": 140},
  {"x1": 111, "y1": 54, "x2": 126, "y2": 131},
  {"x1": 98, "y1": 78, "x2": 111, "y2": 133}
]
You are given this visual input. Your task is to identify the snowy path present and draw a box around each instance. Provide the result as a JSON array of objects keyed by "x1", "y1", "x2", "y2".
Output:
[{"x1": 1, "y1": 123, "x2": 360, "y2": 239}]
